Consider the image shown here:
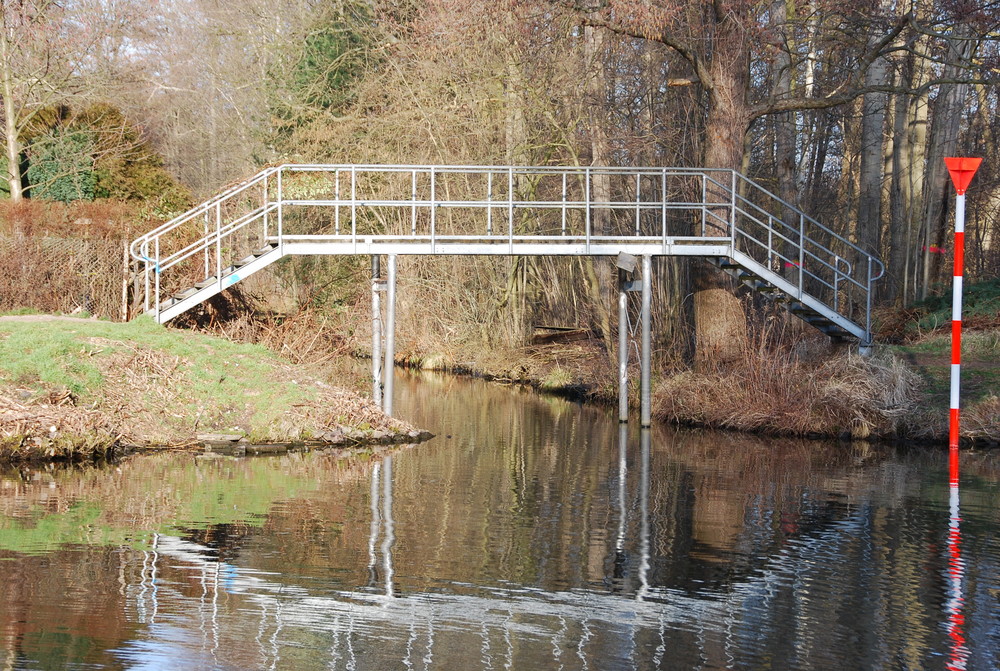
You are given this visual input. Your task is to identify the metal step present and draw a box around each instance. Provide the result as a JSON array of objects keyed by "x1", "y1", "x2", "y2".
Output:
[{"x1": 173, "y1": 287, "x2": 198, "y2": 300}]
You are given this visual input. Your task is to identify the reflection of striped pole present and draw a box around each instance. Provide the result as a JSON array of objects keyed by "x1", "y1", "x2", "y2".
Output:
[{"x1": 943, "y1": 158, "x2": 981, "y2": 455}]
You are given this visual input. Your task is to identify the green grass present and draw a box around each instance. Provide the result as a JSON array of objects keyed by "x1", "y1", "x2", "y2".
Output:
[
  {"x1": 907, "y1": 279, "x2": 1000, "y2": 334},
  {"x1": 897, "y1": 330, "x2": 1000, "y2": 357},
  {"x1": 539, "y1": 367, "x2": 574, "y2": 391},
  {"x1": 0, "y1": 315, "x2": 320, "y2": 439}
]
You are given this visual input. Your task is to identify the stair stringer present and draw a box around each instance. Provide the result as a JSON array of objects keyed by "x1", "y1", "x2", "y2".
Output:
[
  {"x1": 725, "y1": 248, "x2": 867, "y2": 342},
  {"x1": 154, "y1": 246, "x2": 285, "y2": 323}
]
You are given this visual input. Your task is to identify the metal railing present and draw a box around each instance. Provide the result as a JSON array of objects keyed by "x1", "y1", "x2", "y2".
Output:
[{"x1": 130, "y1": 164, "x2": 883, "y2": 337}]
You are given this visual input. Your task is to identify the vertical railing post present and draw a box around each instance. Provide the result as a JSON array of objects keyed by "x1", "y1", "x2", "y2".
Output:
[
  {"x1": 508, "y1": 167, "x2": 514, "y2": 254},
  {"x1": 865, "y1": 256, "x2": 874, "y2": 353},
  {"x1": 730, "y1": 171, "x2": 737, "y2": 238},
  {"x1": 487, "y1": 171, "x2": 494, "y2": 236},
  {"x1": 215, "y1": 201, "x2": 222, "y2": 291},
  {"x1": 335, "y1": 169, "x2": 341, "y2": 235},
  {"x1": 277, "y1": 167, "x2": 284, "y2": 253},
  {"x1": 798, "y1": 213, "x2": 805, "y2": 296},
  {"x1": 834, "y1": 257, "x2": 842, "y2": 312},
  {"x1": 635, "y1": 172, "x2": 641, "y2": 236},
  {"x1": 661, "y1": 169, "x2": 668, "y2": 253},
  {"x1": 262, "y1": 172, "x2": 269, "y2": 241},
  {"x1": 700, "y1": 173, "x2": 707, "y2": 237},
  {"x1": 142, "y1": 248, "x2": 150, "y2": 314},
  {"x1": 767, "y1": 217, "x2": 774, "y2": 269},
  {"x1": 411, "y1": 170, "x2": 418, "y2": 236},
  {"x1": 203, "y1": 210, "x2": 210, "y2": 279},
  {"x1": 561, "y1": 172, "x2": 567, "y2": 236},
  {"x1": 350, "y1": 166, "x2": 357, "y2": 248},
  {"x1": 430, "y1": 167, "x2": 437, "y2": 249},
  {"x1": 585, "y1": 167, "x2": 591, "y2": 254},
  {"x1": 153, "y1": 238, "x2": 160, "y2": 322}
]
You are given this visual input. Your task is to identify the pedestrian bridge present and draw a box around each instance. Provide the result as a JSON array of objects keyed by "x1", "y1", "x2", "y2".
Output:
[{"x1": 130, "y1": 164, "x2": 883, "y2": 423}]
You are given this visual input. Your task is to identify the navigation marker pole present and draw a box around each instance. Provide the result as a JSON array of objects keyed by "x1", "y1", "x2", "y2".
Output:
[
  {"x1": 943, "y1": 157, "x2": 981, "y2": 459},
  {"x1": 943, "y1": 156, "x2": 978, "y2": 671}
]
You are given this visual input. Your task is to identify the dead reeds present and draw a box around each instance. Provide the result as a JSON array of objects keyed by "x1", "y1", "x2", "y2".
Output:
[{"x1": 652, "y1": 327, "x2": 923, "y2": 439}]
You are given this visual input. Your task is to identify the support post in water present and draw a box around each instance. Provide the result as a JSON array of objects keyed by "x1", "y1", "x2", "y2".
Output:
[
  {"x1": 616, "y1": 253, "x2": 638, "y2": 423},
  {"x1": 383, "y1": 255, "x2": 397, "y2": 416},
  {"x1": 640, "y1": 255, "x2": 652, "y2": 427},
  {"x1": 618, "y1": 271, "x2": 629, "y2": 422},
  {"x1": 943, "y1": 157, "x2": 981, "y2": 453},
  {"x1": 372, "y1": 255, "x2": 383, "y2": 406}
]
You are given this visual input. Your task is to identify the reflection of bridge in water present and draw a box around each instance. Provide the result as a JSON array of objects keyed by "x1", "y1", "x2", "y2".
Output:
[
  {"x1": 130, "y1": 164, "x2": 884, "y2": 425},
  {"x1": 123, "y1": 429, "x2": 931, "y2": 670}
]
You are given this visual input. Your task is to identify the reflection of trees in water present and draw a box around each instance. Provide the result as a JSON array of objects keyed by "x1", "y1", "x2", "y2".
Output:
[{"x1": 1, "y1": 372, "x2": 1000, "y2": 668}]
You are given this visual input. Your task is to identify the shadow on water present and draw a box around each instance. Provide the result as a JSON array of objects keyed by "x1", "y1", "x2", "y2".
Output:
[{"x1": 0, "y1": 370, "x2": 998, "y2": 669}]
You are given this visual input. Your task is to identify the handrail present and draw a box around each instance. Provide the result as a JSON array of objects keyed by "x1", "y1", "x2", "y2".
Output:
[
  {"x1": 130, "y1": 164, "x2": 884, "y2": 342},
  {"x1": 130, "y1": 166, "x2": 280, "y2": 263},
  {"x1": 729, "y1": 172, "x2": 885, "y2": 281}
]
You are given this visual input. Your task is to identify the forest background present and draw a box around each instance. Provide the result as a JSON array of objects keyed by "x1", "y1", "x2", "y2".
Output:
[{"x1": 1, "y1": 0, "x2": 999, "y2": 440}]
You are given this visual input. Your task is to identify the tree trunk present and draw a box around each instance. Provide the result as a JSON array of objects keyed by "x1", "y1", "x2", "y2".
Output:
[
  {"x1": 857, "y1": 52, "x2": 889, "y2": 260},
  {"x1": 772, "y1": 0, "x2": 798, "y2": 278},
  {"x1": 692, "y1": 11, "x2": 750, "y2": 365},
  {"x1": 584, "y1": 23, "x2": 615, "y2": 355},
  {"x1": 0, "y1": 8, "x2": 22, "y2": 203},
  {"x1": 887, "y1": 85, "x2": 911, "y2": 306},
  {"x1": 920, "y1": 35, "x2": 973, "y2": 296}
]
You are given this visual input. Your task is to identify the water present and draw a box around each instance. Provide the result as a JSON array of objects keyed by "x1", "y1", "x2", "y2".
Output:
[{"x1": 1, "y1": 371, "x2": 998, "y2": 670}]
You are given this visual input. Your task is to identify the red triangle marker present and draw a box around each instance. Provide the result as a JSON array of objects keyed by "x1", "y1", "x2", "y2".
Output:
[{"x1": 944, "y1": 157, "x2": 982, "y2": 195}]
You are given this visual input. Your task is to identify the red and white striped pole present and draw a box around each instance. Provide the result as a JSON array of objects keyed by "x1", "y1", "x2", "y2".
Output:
[{"x1": 943, "y1": 157, "x2": 982, "y2": 459}]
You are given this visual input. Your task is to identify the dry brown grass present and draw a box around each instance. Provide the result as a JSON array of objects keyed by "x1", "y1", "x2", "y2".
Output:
[
  {"x1": 901, "y1": 393, "x2": 1000, "y2": 443},
  {"x1": 652, "y1": 335, "x2": 923, "y2": 439},
  {"x1": 0, "y1": 393, "x2": 121, "y2": 460},
  {"x1": 0, "y1": 200, "x2": 145, "y2": 240}
]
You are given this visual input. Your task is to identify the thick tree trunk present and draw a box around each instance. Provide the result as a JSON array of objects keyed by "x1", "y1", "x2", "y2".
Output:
[
  {"x1": 887, "y1": 86, "x2": 911, "y2": 306},
  {"x1": 692, "y1": 12, "x2": 750, "y2": 365},
  {"x1": 584, "y1": 23, "x2": 615, "y2": 355},
  {"x1": 771, "y1": 0, "x2": 796, "y2": 212},
  {"x1": 857, "y1": 54, "x2": 889, "y2": 260}
]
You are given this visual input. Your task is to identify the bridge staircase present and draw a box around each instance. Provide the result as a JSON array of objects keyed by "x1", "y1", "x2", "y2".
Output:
[{"x1": 130, "y1": 164, "x2": 883, "y2": 348}]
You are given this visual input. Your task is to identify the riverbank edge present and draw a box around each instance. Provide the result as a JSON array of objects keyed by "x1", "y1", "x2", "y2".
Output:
[
  {"x1": 390, "y1": 334, "x2": 999, "y2": 448},
  {"x1": 0, "y1": 315, "x2": 432, "y2": 463}
]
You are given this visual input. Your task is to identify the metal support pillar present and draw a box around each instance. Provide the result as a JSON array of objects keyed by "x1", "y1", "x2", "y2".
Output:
[
  {"x1": 640, "y1": 256, "x2": 652, "y2": 427},
  {"x1": 618, "y1": 268, "x2": 629, "y2": 422},
  {"x1": 382, "y1": 255, "x2": 397, "y2": 416},
  {"x1": 371, "y1": 256, "x2": 383, "y2": 406}
]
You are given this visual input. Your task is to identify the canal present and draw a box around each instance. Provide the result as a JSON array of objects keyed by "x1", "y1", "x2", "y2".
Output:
[{"x1": 1, "y1": 371, "x2": 998, "y2": 669}]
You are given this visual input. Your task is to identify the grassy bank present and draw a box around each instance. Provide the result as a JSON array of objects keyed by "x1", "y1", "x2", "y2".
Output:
[{"x1": 0, "y1": 315, "x2": 421, "y2": 461}]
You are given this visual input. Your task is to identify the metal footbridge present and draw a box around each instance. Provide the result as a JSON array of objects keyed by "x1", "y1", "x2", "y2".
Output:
[{"x1": 130, "y1": 164, "x2": 883, "y2": 422}]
